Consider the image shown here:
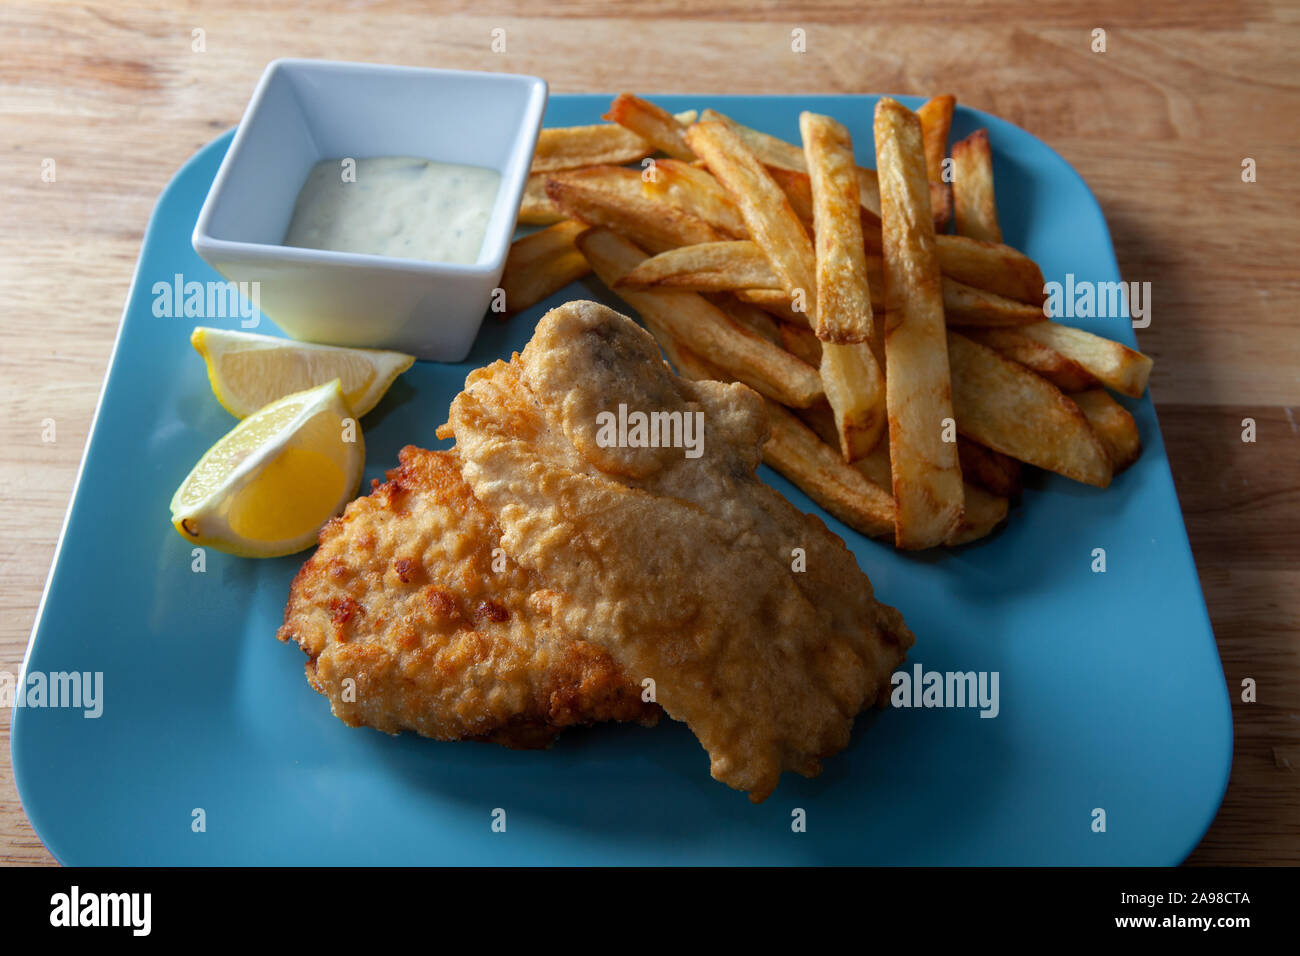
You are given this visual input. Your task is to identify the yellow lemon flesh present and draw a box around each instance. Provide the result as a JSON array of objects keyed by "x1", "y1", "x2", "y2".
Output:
[
  {"x1": 170, "y1": 379, "x2": 364, "y2": 557},
  {"x1": 191, "y1": 327, "x2": 414, "y2": 418}
]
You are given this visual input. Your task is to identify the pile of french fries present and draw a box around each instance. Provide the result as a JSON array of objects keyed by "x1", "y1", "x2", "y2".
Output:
[{"x1": 501, "y1": 93, "x2": 1153, "y2": 550}]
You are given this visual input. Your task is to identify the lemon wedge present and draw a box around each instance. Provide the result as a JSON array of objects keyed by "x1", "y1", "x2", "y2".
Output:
[
  {"x1": 191, "y1": 327, "x2": 414, "y2": 418},
  {"x1": 170, "y1": 379, "x2": 364, "y2": 557}
]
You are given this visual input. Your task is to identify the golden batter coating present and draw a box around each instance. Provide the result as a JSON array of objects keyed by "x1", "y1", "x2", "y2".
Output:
[
  {"x1": 277, "y1": 446, "x2": 659, "y2": 748},
  {"x1": 444, "y1": 300, "x2": 914, "y2": 801}
]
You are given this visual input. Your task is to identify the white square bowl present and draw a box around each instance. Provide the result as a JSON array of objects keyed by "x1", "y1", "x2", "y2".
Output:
[{"x1": 192, "y1": 58, "x2": 547, "y2": 361}]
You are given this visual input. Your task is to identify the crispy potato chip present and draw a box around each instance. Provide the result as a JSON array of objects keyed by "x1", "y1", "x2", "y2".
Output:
[
  {"x1": 642, "y1": 159, "x2": 749, "y2": 238},
  {"x1": 952, "y1": 128, "x2": 1001, "y2": 243},
  {"x1": 935, "y1": 235, "x2": 1046, "y2": 305},
  {"x1": 947, "y1": 331, "x2": 1113, "y2": 487},
  {"x1": 802, "y1": 110, "x2": 887, "y2": 459},
  {"x1": 500, "y1": 220, "x2": 592, "y2": 315},
  {"x1": 604, "y1": 93, "x2": 696, "y2": 160},
  {"x1": 1070, "y1": 388, "x2": 1142, "y2": 472},
  {"x1": 546, "y1": 166, "x2": 723, "y2": 254},
  {"x1": 1015, "y1": 322, "x2": 1153, "y2": 398},
  {"x1": 874, "y1": 96, "x2": 966, "y2": 548},
  {"x1": 575, "y1": 227, "x2": 823, "y2": 408}
]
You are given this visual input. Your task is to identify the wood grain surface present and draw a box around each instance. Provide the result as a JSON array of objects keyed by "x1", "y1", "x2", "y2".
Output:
[{"x1": 1, "y1": 0, "x2": 1296, "y2": 866}]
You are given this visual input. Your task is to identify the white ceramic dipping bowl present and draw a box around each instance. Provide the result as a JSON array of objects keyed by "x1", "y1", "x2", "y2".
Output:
[{"x1": 193, "y1": 58, "x2": 547, "y2": 361}]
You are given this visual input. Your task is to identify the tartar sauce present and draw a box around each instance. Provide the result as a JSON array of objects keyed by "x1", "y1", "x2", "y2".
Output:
[{"x1": 283, "y1": 156, "x2": 501, "y2": 264}]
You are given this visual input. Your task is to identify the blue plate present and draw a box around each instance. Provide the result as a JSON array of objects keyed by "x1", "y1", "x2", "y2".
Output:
[{"x1": 12, "y1": 95, "x2": 1230, "y2": 865}]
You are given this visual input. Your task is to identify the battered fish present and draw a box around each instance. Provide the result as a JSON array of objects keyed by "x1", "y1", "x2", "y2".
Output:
[
  {"x1": 277, "y1": 446, "x2": 659, "y2": 748},
  {"x1": 442, "y1": 300, "x2": 914, "y2": 801}
]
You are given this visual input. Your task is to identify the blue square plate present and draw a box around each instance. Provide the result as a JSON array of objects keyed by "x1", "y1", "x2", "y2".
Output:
[{"x1": 13, "y1": 95, "x2": 1231, "y2": 865}]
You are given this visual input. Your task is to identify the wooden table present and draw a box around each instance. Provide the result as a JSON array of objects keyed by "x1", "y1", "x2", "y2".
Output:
[{"x1": 2, "y1": 0, "x2": 1295, "y2": 866}]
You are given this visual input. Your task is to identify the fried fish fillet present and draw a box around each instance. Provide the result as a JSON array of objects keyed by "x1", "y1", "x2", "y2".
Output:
[
  {"x1": 277, "y1": 446, "x2": 659, "y2": 748},
  {"x1": 441, "y1": 300, "x2": 914, "y2": 800}
]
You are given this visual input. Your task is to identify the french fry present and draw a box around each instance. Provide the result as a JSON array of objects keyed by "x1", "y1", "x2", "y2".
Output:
[
  {"x1": 848, "y1": 436, "x2": 1006, "y2": 546},
  {"x1": 575, "y1": 226, "x2": 824, "y2": 408},
  {"x1": 947, "y1": 331, "x2": 1113, "y2": 487},
  {"x1": 928, "y1": 175, "x2": 953, "y2": 234},
  {"x1": 1070, "y1": 389, "x2": 1142, "y2": 472},
  {"x1": 620, "y1": 241, "x2": 889, "y2": 308},
  {"x1": 698, "y1": 109, "x2": 885, "y2": 220},
  {"x1": 796, "y1": 399, "x2": 841, "y2": 445},
  {"x1": 917, "y1": 95, "x2": 955, "y2": 232},
  {"x1": 699, "y1": 109, "x2": 809, "y2": 171},
  {"x1": 765, "y1": 167, "x2": 888, "y2": 251},
  {"x1": 762, "y1": 400, "x2": 896, "y2": 538},
  {"x1": 962, "y1": 327, "x2": 1100, "y2": 392},
  {"x1": 736, "y1": 288, "x2": 809, "y2": 324},
  {"x1": 956, "y1": 436, "x2": 1023, "y2": 499},
  {"x1": 519, "y1": 173, "x2": 566, "y2": 225},
  {"x1": 531, "y1": 124, "x2": 655, "y2": 173},
  {"x1": 942, "y1": 278, "x2": 1046, "y2": 326},
  {"x1": 935, "y1": 235, "x2": 1046, "y2": 305},
  {"x1": 952, "y1": 128, "x2": 1002, "y2": 242},
  {"x1": 641, "y1": 315, "x2": 731, "y2": 381},
  {"x1": 802, "y1": 110, "x2": 887, "y2": 460},
  {"x1": 642, "y1": 159, "x2": 749, "y2": 238},
  {"x1": 616, "y1": 241, "x2": 780, "y2": 291},
  {"x1": 686, "y1": 120, "x2": 820, "y2": 327},
  {"x1": 623, "y1": 243, "x2": 1051, "y2": 336},
  {"x1": 874, "y1": 96, "x2": 966, "y2": 548},
  {"x1": 1014, "y1": 322, "x2": 1153, "y2": 398},
  {"x1": 851, "y1": 439, "x2": 892, "y2": 487},
  {"x1": 764, "y1": 166, "x2": 816, "y2": 232},
  {"x1": 947, "y1": 483, "x2": 1009, "y2": 546},
  {"x1": 794, "y1": 401, "x2": 1008, "y2": 546},
  {"x1": 780, "y1": 319, "x2": 823, "y2": 367},
  {"x1": 918, "y1": 99, "x2": 955, "y2": 173},
  {"x1": 500, "y1": 220, "x2": 592, "y2": 315},
  {"x1": 604, "y1": 93, "x2": 697, "y2": 160},
  {"x1": 546, "y1": 166, "x2": 722, "y2": 254},
  {"x1": 706, "y1": 294, "x2": 784, "y2": 345}
]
